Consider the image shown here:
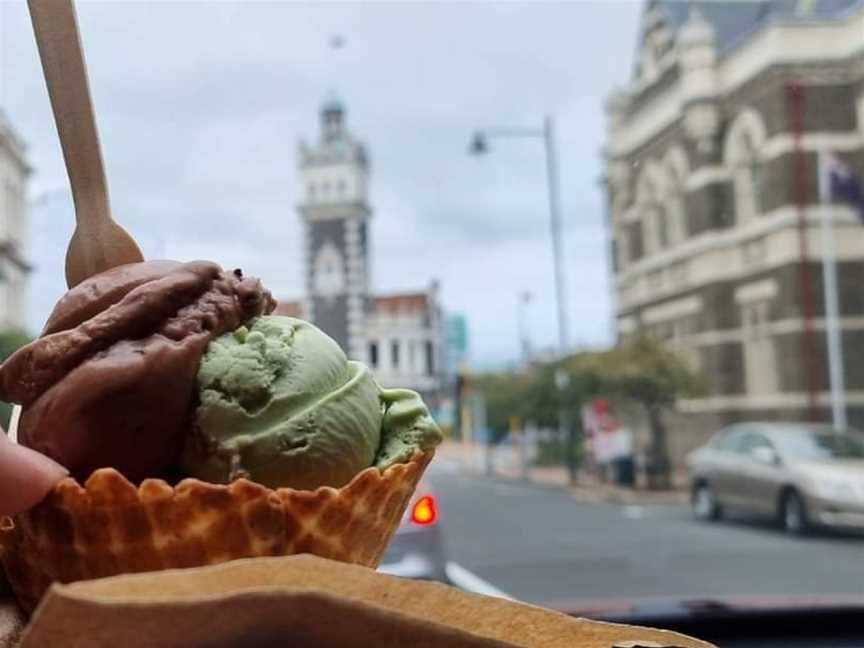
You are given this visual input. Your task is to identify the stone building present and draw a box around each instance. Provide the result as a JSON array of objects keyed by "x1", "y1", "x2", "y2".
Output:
[
  {"x1": 0, "y1": 110, "x2": 31, "y2": 331},
  {"x1": 277, "y1": 96, "x2": 445, "y2": 406},
  {"x1": 604, "y1": 0, "x2": 864, "y2": 458}
]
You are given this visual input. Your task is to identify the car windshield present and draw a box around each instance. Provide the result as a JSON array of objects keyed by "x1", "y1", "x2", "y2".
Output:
[
  {"x1": 3, "y1": 0, "x2": 864, "y2": 634},
  {"x1": 775, "y1": 429, "x2": 864, "y2": 461}
]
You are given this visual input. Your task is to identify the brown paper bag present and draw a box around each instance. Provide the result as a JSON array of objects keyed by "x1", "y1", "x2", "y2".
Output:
[
  {"x1": 4, "y1": 555, "x2": 714, "y2": 648},
  {"x1": 0, "y1": 575, "x2": 25, "y2": 648},
  {"x1": 0, "y1": 600, "x2": 24, "y2": 648}
]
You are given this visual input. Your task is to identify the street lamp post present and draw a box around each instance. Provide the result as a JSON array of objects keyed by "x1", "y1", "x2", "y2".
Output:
[
  {"x1": 469, "y1": 116, "x2": 570, "y2": 355},
  {"x1": 517, "y1": 290, "x2": 533, "y2": 366}
]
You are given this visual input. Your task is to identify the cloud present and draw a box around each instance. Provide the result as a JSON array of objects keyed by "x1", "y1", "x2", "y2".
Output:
[{"x1": 2, "y1": 1, "x2": 640, "y2": 368}]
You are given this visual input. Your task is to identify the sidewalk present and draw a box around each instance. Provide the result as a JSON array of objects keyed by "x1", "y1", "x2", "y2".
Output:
[{"x1": 435, "y1": 441, "x2": 688, "y2": 506}]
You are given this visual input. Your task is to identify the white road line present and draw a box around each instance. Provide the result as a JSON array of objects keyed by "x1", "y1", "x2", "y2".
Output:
[
  {"x1": 445, "y1": 562, "x2": 513, "y2": 600},
  {"x1": 623, "y1": 505, "x2": 646, "y2": 519}
]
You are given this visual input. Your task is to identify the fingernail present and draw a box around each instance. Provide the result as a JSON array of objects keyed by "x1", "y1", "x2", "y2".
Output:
[{"x1": 20, "y1": 444, "x2": 69, "y2": 478}]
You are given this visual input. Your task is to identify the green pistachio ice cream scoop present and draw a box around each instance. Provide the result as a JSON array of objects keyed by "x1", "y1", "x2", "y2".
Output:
[{"x1": 181, "y1": 316, "x2": 441, "y2": 490}]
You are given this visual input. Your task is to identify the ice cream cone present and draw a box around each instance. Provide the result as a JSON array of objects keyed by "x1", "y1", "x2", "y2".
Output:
[{"x1": 0, "y1": 450, "x2": 434, "y2": 614}]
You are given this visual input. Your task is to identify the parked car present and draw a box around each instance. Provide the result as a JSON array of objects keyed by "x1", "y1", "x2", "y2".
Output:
[
  {"x1": 378, "y1": 481, "x2": 449, "y2": 582},
  {"x1": 687, "y1": 422, "x2": 864, "y2": 534}
]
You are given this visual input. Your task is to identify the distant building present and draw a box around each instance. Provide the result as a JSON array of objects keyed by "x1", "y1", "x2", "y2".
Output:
[
  {"x1": 365, "y1": 288, "x2": 444, "y2": 399},
  {"x1": 0, "y1": 110, "x2": 31, "y2": 331},
  {"x1": 276, "y1": 96, "x2": 445, "y2": 405},
  {"x1": 604, "y1": 1, "x2": 864, "y2": 455}
]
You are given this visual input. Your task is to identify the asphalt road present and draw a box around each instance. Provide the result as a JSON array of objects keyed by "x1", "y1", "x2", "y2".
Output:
[{"x1": 426, "y1": 459, "x2": 864, "y2": 606}]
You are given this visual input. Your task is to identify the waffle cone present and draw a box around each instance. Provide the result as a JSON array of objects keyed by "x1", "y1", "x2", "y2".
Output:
[{"x1": 1, "y1": 450, "x2": 434, "y2": 614}]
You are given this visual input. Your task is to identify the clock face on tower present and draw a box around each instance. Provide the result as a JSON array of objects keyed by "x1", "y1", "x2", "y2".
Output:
[{"x1": 313, "y1": 240, "x2": 346, "y2": 297}]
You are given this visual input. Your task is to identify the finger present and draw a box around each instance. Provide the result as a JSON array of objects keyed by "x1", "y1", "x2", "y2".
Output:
[{"x1": 0, "y1": 430, "x2": 68, "y2": 517}]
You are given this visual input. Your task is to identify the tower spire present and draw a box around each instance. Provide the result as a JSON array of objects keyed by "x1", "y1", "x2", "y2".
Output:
[{"x1": 320, "y1": 90, "x2": 345, "y2": 143}]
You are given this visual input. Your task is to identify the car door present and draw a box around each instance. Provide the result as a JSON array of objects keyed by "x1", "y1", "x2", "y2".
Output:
[
  {"x1": 705, "y1": 427, "x2": 747, "y2": 509},
  {"x1": 735, "y1": 432, "x2": 785, "y2": 516}
]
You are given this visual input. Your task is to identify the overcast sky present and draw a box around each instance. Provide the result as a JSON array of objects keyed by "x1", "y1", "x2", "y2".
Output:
[{"x1": 0, "y1": 0, "x2": 641, "y2": 369}]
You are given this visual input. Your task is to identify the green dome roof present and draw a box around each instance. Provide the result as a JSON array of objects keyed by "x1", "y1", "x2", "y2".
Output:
[{"x1": 321, "y1": 90, "x2": 344, "y2": 113}]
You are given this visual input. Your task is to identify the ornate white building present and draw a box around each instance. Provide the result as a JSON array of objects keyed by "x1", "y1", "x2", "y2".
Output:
[
  {"x1": 277, "y1": 96, "x2": 445, "y2": 406},
  {"x1": 0, "y1": 111, "x2": 31, "y2": 331},
  {"x1": 605, "y1": 0, "x2": 864, "y2": 458}
]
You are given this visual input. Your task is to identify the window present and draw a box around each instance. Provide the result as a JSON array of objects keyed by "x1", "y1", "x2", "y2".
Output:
[
  {"x1": 307, "y1": 182, "x2": 316, "y2": 201},
  {"x1": 337, "y1": 179, "x2": 347, "y2": 197},
  {"x1": 368, "y1": 341, "x2": 378, "y2": 368},
  {"x1": 660, "y1": 148, "x2": 689, "y2": 246},
  {"x1": 666, "y1": 189, "x2": 685, "y2": 243},
  {"x1": 741, "y1": 298, "x2": 777, "y2": 395},
  {"x1": 742, "y1": 300, "x2": 770, "y2": 339},
  {"x1": 738, "y1": 433, "x2": 775, "y2": 458},
  {"x1": 725, "y1": 110, "x2": 767, "y2": 225},
  {"x1": 748, "y1": 157, "x2": 762, "y2": 206},
  {"x1": 391, "y1": 340, "x2": 400, "y2": 369},
  {"x1": 635, "y1": 165, "x2": 662, "y2": 255},
  {"x1": 627, "y1": 222, "x2": 643, "y2": 261},
  {"x1": 714, "y1": 430, "x2": 745, "y2": 453},
  {"x1": 655, "y1": 207, "x2": 669, "y2": 250}
]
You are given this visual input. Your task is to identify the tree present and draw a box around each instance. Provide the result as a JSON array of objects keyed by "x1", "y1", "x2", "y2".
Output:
[
  {"x1": 588, "y1": 335, "x2": 707, "y2": 489},
  {"x1": 0, "y1": 329, "x2": 32, "y2": 429}
]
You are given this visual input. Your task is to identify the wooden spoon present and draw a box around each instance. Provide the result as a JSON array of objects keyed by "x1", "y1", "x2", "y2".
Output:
[{"x1": 28, "y1": 0, "x2": 143, "y2": 289}]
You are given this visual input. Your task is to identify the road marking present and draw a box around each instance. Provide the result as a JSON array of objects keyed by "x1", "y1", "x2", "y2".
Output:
[
  {"x1": 445, "y1": 562, "x2": 514, "y2": 600},
  {"x1": 623, "y1": 505, "x2": 646, "y2": 519}
]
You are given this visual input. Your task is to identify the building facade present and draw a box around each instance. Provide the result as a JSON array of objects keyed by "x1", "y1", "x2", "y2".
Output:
[
  {"x1": 365, "y1": 287, "x2": 444, "y2": 398},
  {"x1": 296, "y1": 94, "x2": 372, "y2": 362},
  {"x1": 281, "y1": 97, "x2": 445, "y2": 406},
  {"x1": 0, "y1": 111, "x2": 31, "y2": 331},
  {"x1": 604, "y1": 0, "x2": 864, "y2": 455}
]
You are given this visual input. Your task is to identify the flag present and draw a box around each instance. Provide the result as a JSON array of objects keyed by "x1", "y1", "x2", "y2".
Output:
[{"x1": 826, "y1": 153, "x2": 864, "y2": 223}]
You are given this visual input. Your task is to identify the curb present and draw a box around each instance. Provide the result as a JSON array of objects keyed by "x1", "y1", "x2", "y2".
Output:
[{"x1": 451, "y1": 462, "x2": 688, "y2": 506}]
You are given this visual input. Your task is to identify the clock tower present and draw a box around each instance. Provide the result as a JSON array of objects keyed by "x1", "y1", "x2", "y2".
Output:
[{"x1": 297, "y1": 94, "x2": 371, "y2": 360}]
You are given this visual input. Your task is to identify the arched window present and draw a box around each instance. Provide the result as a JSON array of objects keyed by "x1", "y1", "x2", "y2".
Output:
[
  {"x1": 725, "y1": 110, "x2": 767, "y2": 226},
  {"x1": 655, "y1": 206, "x2": 670, "y2": 249},
  {"x1": 733, "y1": 134, "x2": 762, "y2": 223},
  {"x1": 635, "y1": 162, "x2": 664, "y2": 256},
  {"x1": 662, "y1": 147, "x2": 689, "y2": 245}
]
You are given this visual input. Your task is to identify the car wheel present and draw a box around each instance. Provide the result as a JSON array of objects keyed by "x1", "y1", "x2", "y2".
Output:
[
  {"x1": 693, "y1": 483, "x2": 722, "y2": 521},
  {"x1": 780, "y1": 490, "x2": 809, "y2": 535}
]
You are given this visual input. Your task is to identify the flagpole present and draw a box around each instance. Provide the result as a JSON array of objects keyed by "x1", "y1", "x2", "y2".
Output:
[{"x1": 817, "y1": 149, "x2": 847, "y2": 429}]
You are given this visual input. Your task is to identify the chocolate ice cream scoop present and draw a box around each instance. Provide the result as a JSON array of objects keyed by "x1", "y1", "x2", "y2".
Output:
[{"x1": 0, "y1": 260, "x2": 275, "y2": 483}]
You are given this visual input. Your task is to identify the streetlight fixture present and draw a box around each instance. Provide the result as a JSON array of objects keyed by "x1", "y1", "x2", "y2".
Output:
[
  {"x1": 468, "y1": 116, "x2": 570, "y2": 355},
  {"x1": 469, "y1": 132, "x2": 488, "y2": 155}
]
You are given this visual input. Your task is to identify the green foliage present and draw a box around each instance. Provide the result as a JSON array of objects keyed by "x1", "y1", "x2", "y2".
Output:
[
  {"x1": 0, "y1": 328, "x2": 31, "y2": 429},
  {"x1": 473, "y1": 336, "x2": 707, "y2": 444},
  {"x1": 585, "y1": 335, "x2": 708, "y2": 407},
  {"x1": 534, "y1": 435, "x2": 584, "y2": 467}
]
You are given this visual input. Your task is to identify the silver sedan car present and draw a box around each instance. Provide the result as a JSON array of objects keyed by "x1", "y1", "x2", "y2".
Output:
[{"x1": 687, "y1": 422, "x2": 864, "y2": 534}]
